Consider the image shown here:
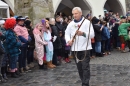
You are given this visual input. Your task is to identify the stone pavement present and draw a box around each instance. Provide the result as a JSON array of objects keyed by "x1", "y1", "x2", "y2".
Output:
[{"x1": 1, "y1": 49, "x2": 130, "y2": 86}]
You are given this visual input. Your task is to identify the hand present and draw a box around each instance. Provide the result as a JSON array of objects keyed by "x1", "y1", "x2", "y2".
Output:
[
  {"x1": 101, "y1": 25, "x2": 104, "y2": 28},
  {"x1": 76, "y1": 31, "x2": 84, "y2": 36},
  {"x1": 128, "y1": 28, "x2": 130, "y2": 30},
  {"x1": 44, "y1": 42, "x2": 48, "y2": 45},
  {"x1": 68, "y1": 40, "x2": 73, "y2": 46}
]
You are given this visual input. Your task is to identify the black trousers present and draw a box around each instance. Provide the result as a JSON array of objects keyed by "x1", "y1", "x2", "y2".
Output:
[{"x1": 72, "y1": 50, "x2": 90, "y2": 86}]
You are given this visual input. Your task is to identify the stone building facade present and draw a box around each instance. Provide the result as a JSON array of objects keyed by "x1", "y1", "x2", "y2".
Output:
[
  {"x1": 1, "y1": 0, "x2": 129, "y2": 25},
  {"x1": 126, "y1": 0, "x2": 130, "y2": 11},
  {"x1": 14, "y1": 0, "x2": 54, "y2": 25}
]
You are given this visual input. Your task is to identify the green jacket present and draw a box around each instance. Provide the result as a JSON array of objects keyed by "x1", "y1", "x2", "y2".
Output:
[{"x1": 118, "y1": 23, "x2": 130, "y2": 40}]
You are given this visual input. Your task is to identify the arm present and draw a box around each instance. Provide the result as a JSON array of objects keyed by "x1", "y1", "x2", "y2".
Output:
[
  {"x1": 14, "y1": 26, "x2": 22, "y2": 36},
  {"x1": 82, "y1": 22, "x2": 95, "y2": 39},
  {"x1": 52, "y1": 26, "x2": 58, "y2": 36},
  {"x1": 18, "y1": 36, "x2": 28, "y2": 43},
  {"x1": 93, "y1": 25, "x2": 102, "y2": 33},
  {"x1": 7, "y1": 32, "x2": 21, "y2": 47},
  {"x1": 34, "y1": 34, "x2": 46, "y2": 45}
]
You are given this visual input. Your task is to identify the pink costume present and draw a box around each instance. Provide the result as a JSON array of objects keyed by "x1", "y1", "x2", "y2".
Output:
[
  {"x1": 33, "y1": 23, "x2": 46, "y2": 65},
  {"x1": 14, "y1": 25, "x2": 29, "y2": 40}
]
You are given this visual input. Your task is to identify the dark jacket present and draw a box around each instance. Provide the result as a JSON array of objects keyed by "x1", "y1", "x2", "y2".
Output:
[
  {"x1": 55, "y1": 22, "x2": 65, "y2": 36},
  {"x1": 50, "y1": 24, "x2": 62, "y2": 49},
  {"x1": 5, "y1": 29, "x2": 21, "y2": 57},
  {"x1": 112, "y1": 24, "x2": 119, "y2": 37},
  {"x1": 25, "y1": 20, "x2": 35, "y2": 49},
  {"x1": 93, "y1": 24, "x2": 102, "y2": 42},
  {"x1": 0, "y1": 27, "x2": 6, "y2": 41}
]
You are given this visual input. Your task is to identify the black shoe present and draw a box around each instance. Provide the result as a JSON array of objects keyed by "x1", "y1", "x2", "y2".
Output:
[
  {"x1": 0, "y1": 74, "x2": 6, "y2": 83},
  {"x1": 2, "y1": 74, "x2": 8, "y2": 80},
  {"x1": 96, "y1": 53, "x2": 99, "y2": 57},
  {"x1": 11, "y1": 72, "x2": 19, "y2": 78},
  {"x1": 98, "y1": 53, "x2": 104, "y2": 57},
  {"x1": 43, "y1": 64, "x2": 48, "y2": 70},
  {"x1": 38, "y1": 64, "x2": 48, "y2": 70},
  {"x1": 39, "y1": 64, "x2": 43, "y2": 69},
  {"x1": 15, "y1": 71, "x2": 22, "y2": 76}
]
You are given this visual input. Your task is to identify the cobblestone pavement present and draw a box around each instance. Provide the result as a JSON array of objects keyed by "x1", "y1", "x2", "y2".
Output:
[{"x1": 1, "y1": 49, "x2": 130, "y2": 86}]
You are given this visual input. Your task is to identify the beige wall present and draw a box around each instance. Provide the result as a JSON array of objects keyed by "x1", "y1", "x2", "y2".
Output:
[{"x1": 53, "y1": 0, "x2": 126, "y2": 17}]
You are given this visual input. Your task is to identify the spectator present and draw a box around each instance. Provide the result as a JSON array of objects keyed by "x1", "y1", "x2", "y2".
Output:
[
  {"x1": 33, "y1": 22, "x2": 47, "y2": 69},
  {"x1": 14, "y1": 16, "x2": 30, "y2": 73},
  {"x1": 43, "y1": 20, "x2": 56, "y2": 68},
  {"x1": 24, "y1": 20, "x2": 35, "y2": 68},
  {"x1": 49, "y1": 18, "x2": 62, "y2": 66},
  {"x1": 5, "y1": 18, "x2": 22, "y2": 78}
]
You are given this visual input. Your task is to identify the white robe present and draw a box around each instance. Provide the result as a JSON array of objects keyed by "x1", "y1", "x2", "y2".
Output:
[{"x1": 65, "y1": 17, "x2": 95, "y2": 51}]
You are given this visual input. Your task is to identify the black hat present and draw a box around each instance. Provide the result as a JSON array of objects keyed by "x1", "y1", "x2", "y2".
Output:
[
  {"x1": 24, "y1": 20, "x2": 31, "y2": 26},
  {"x1": 121, "y1": 16, "x2": 126, "y2": 19},
  {"x1": 94, "y1": 18, "x2": 100, "y2": 24},
  {"x1": 16, "y1": 16, "x2": 25, "y2": 22}
]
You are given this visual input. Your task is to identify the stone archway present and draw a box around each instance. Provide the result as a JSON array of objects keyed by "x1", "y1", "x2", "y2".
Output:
[
  {"x1": 54, "y1": 0, "x2": 92, "y2": 16},
  {"x1": 104, "y1": 0, "x2": 125, "y2": 15}
]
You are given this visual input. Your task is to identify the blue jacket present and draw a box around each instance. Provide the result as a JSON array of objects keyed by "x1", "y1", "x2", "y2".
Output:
[
  {"x1": 5, "y1": 29, "x2": 21, "y2": 57},
  {"x1": 102, "y1": 26, "x2": 110, "y2": 40}
]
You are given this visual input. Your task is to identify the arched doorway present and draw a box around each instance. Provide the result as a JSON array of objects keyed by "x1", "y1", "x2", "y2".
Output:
[
  {"x1": 55, "y1": 0, "x2": 92, "y2": 17},
  {"x1": 104, "y1": 0, "x2": 125, "y2": 15}
]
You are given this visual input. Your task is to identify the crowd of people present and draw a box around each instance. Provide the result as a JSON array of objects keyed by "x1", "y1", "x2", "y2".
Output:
[
  {"x1": 0, "y1": 10, "x2": 130, "y2": 83},
  {"x1": 87, "y1": 11, "x2": 130, "y2": 58},
  {"x1": 0, "y1": 14, "x2": 72, "y2": 82}
]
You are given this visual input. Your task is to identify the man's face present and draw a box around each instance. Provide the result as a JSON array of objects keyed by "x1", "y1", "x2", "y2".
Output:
[{"x1": 72, "y1": 9, "x2": 82, "y2": 20}]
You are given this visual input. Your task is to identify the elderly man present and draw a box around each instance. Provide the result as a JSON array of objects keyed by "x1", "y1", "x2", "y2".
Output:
[{"x1": 65, "y1": 7, "x2": 95, "y2": 86}]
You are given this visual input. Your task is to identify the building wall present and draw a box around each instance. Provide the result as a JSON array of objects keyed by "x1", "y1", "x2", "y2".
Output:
[
  {"x1": 1, "y1": 0, "x2": 14, "y2": 12},
  {"x1": 126, "y1": 0, "x2": 130, "y2": 11},
  {"x1": 53, "y1": 0, "x2": 126, "y2": 17},
  {"x1": 1, "y1": 0, "x2": 128, "y2": 24},
  {"x1": 14, "y1": 0, "x2": 54, "y2": 26}
]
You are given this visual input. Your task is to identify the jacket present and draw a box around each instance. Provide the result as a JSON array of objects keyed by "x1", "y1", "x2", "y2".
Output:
[
  {"x1": 118, "y1": 23, "x2": 130, "y2": 40},
  {"x1": 50, "y1": 25, "x2": 62, "y2": 49},
  {"x1": 93, "y1": 24, "x2": 102, "y2": 42},
  {"x1": 102, "y1": 26, "x2": 110, "y2": 40},
  {"x1": 5, "y1": 29, "x2": 21, "y2": 57}
]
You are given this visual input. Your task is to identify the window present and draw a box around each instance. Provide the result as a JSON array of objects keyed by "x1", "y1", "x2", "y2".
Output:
[{"x1": 0, "y1": 8, "x2": 7, "y2": 18}]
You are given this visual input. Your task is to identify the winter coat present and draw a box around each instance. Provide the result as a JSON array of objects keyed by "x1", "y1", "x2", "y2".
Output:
[
  {"x1": 5, "y1": 29, "x2": 21, "y2": 57},
  {"x1": 93, "y1": 24, "x2": 102, "y2": 42},
  {"x1": 14, "y1": 25, "x2": 29, "y2": 47},
  {"x1": 102, "y1": 26, "x2": 110, "y2": 40},
  {"x1": 118, "y1": 23, "x2": 130, "y2": 40},
  {"x1": 50, "y1": 24, "x2": 62, "y2": 49},
  {"x1": 112, "y1": 24, "x2": 119, "y2": 37}
]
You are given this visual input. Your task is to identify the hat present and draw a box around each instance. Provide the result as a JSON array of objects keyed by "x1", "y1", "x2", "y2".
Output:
[
  {"x1": 0, "y1": 20, "x2": 5, "y2": 25},
  {"x1": 24, "y1": 20, "x2": 31, "y2": 26},
  {"x1": 4, "y1": 18, "x2": 16, "y2": 30},
  {"x1": 94, "y1": 19, "x2": 100, "y2": 24},
  {"x1": 121, "y1": 16, "x2": 126, "y2": 19},
  {"x1": 16, "y1": 16, "x2": 25, "y2": 22},
  {"x1": 25, "y1": 16, "x2": 29, "y2": 19}
]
